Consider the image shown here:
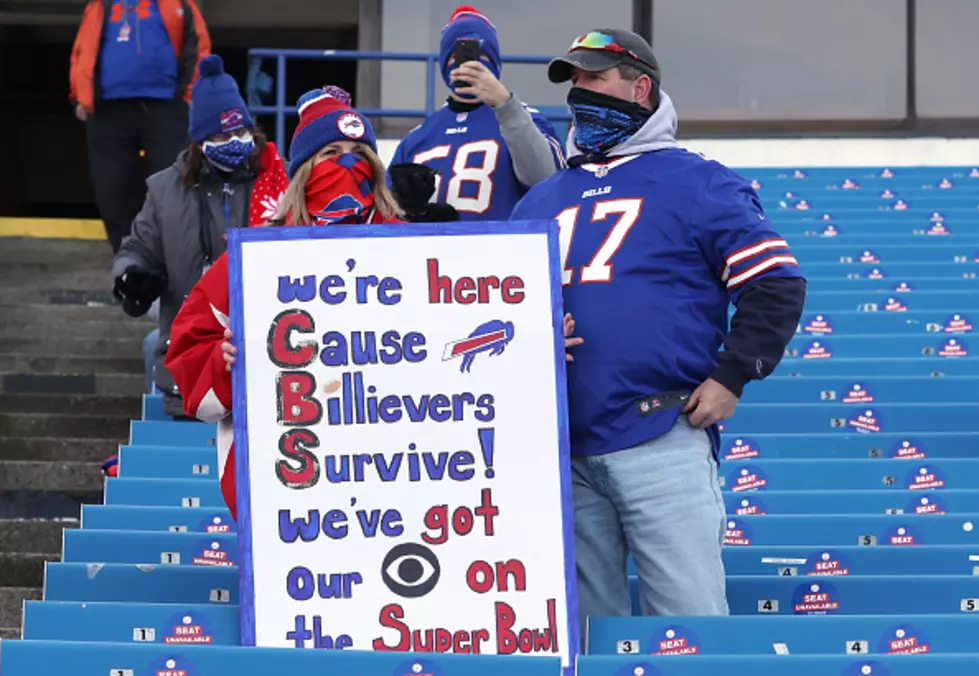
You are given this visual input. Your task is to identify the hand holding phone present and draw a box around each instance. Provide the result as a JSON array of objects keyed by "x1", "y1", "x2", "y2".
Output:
[{"x1": 452, "y1": 38, "x2": 481, "y2": 87}]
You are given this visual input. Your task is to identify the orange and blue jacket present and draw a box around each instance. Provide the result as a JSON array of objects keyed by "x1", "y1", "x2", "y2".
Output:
[{"x1": 69, "y1": 0, "x2": 211, "y2": 113}]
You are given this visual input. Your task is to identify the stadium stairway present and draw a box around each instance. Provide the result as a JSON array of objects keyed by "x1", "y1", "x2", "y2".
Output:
[
  {"x1": 3, "y1": 166, "x2": 979, "y2": 675},
  {"x1": 0, "y1": 238, "x2": 152, "y2": 639}
]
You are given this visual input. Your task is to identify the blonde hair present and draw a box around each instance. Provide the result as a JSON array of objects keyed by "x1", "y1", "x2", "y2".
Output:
[{"x1": 274, "y1": 144, "x2": 404, "y2": 225}]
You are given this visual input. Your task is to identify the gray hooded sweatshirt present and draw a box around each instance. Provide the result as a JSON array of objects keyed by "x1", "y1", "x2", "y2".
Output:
[{"x1": 564, "y1": 90, "x2": 679, "y2": 161}]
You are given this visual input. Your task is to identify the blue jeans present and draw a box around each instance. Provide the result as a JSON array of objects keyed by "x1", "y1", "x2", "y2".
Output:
[
  {"x1": 571, "y1": 415, "x2": 728, "y2": 636},
  {"x1": 142, "y1": 328, "x2": 159, "y2": 395}
]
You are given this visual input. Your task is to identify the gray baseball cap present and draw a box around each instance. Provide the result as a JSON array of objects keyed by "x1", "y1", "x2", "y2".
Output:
[{"x1": 548, "y1": 28, "x2": 661, "y2": 85}]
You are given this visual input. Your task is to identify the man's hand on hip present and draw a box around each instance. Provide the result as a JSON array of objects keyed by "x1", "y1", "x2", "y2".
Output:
[
  {"x1": 450, "y1": 61, "x2": 511, "y2": 108},
  {"x1": 683, "y1": 378, "x2": 739, "y2": 429}
]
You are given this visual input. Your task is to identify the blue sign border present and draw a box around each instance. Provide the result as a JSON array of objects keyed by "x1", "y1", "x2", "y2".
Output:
[{"x1": 227, "y1": 219, "x2": 579, "y2": 671}]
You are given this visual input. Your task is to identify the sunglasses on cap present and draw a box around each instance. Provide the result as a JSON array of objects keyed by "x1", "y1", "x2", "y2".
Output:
[{"x1": 568, "y1": 31, "x2": 655, "y2": 70}]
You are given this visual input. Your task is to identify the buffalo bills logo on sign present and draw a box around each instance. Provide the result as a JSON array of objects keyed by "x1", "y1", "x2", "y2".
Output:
[
  {"x1": 337, "y1": 112, "x2": 366, "y2": 140},
  {"x1": 220, "y1": 108, "x2": 244, "y2": 132},
  {"x1": 443, "y1": 320, "x2": 514, "y2": 373}
]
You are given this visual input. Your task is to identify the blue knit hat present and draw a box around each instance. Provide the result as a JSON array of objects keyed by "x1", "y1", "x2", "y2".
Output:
[
  {"x1": 189, "y1": 55, "x2": 254, "y2": 143},
  {"x1": 438, "y1": 5, "x2": 502, "y2": 88},
  {"x1": 288, "y1": 86, "x2": 377, "y2": 178}
]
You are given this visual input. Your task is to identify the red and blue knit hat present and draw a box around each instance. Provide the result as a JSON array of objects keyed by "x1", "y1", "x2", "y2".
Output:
[
  {"x1": 189, "y1": 54, "x2": 254, "y2": 143},
  {"x1": 288, "y1": 86, "x2": 377, "y2": 178},
  {"x1": 438, "y1": 5, "x2": 501, "y2": 87}
]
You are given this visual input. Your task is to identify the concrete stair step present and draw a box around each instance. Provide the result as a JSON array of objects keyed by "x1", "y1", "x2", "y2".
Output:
[
  {"x1": 0, "y1": 394, "x2": 141, "y2": 417},
  {"x1": 1, "y1": 372, "x2": 147, "y2": 397},
  {"x1": 0, "y1": 587, "x2": 41, "y2": 629},
  {"x1": 0, "y1": 490, "x2": 102, "y2": 520},
  {"x1": 0, "y1": 518, "x2": 77, "y2": 554},
  {"x1": 0, "y1": 304, "x2": 134, "y2": 323},
  {"x1": 0, "y1": 437, "x2": 118, "y2": 463},
  {"x1": 0, "y1": 627, "x2": 20, "y2": 639},
  {"x1": 0, "y1": 553, "x2": 58, "y2": 588},
  {"x1": 0, "y1": 321, "x2": 149, "y2": 340},
  {"x1": 0, "y1": 237, "x2": 111, "y2": 265},
  {"x1": 0, "y1": 413, "x2": 130, "y2": 439},
  {"x1": 0, "y1": 460, "x2": 104, "y2": 492},
  {"x1": 0, "y1": 336, "x2": 142, "y2": 359},
  {"x1": 0, "y1": 355, "x2": 144, "y2": 376}
]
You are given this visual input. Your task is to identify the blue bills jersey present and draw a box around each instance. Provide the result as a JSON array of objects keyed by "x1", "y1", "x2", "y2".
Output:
[
  {"x1": 511, "y1": 148, "x2": 804, "y2": 457},
  {"x1": 390, "y1": 103, "x2": 565, "y2": 221}
]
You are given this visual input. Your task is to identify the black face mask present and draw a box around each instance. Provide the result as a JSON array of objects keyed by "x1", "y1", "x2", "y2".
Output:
[{"x1": 567, "y1": 86, "x2": 652, "y2": 154}]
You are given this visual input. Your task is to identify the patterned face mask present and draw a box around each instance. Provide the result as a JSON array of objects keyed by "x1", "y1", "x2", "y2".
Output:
[
  {"x1": 304, "y1": 152, "x2": 375, "y2": 225},
  {"x1": 202, "y1": 132, "x2": 255, "y2": 171},
  {"x1": 567, "y1": 86, "x2": 652, "y2": 155}
]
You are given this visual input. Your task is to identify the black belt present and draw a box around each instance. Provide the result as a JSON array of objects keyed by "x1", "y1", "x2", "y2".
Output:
[{"x1": 636, "y1": 390, "x2": 692, "y2": 417}]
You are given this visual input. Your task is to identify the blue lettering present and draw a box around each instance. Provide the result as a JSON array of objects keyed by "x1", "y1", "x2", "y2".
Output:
[
  {"x1": 352, "y1": 454, "x2": 373, "y2": 482},
  {"x1": 448, "y1": 451, "x2": 475, "y2": 480},
  {"x1": 287, "y1": 566, "x2": 315, "y2": 601},
  {"x1": 475, "y1": 393, "x2": 496, "y2": 422},
  {"x1": 378, "y1": 395, "x2": 403, "y2": 422},
  {"x1": 403, "y1": 395, "x2": 429, "y2": 422},
  {"x1": 325, "y1": 456, "x2": 349, "y2": 483},
  {"x1": 379, "y1": 331, "x2": 402, "y2": 365},
  {"x1": 320, "y1": 332, "x2": 348, "y2": 367},
  {"x1": 279, "y1": 509, "x2": 320, "y2": 543},
  {"x1": 378, "y1": 277, "x2": 403, "y2": 305},
  {"x1": 404, "y1": 332, "x2": 427, "y2": 362},
  {"x1": 380, "y1": 509, "x2": 404, "y2": 537},
  {"x1": 452, "y1": 392, "x2": 476, "y2": 419},
  {"x1": 356, "y1": 275, "x2": 380, "y2": 303},
  {"x1": 375, "y1": 453, "x2": 401, "y2": 481},
  {"x1": 428, "y1": 394, "x2": 451, "y2": 422},
  {"x1": 278, "y1": 275, "x2": 316, "y2": 303},
  {"x1": 287, "y1": 615, "x2": 313, "y2": 647},
  {"x1": 322, "y1": 509, "x2": 348, "y2": 539},
  {"x1": 319, "y1": 275, "x2": 346, "y2": 304},
  {"x1": 351, "y1": 332, "x2": 378, "y2": 365},
  {"x1": 423, "y1": 451, "x2": 448, "y2": 480}
]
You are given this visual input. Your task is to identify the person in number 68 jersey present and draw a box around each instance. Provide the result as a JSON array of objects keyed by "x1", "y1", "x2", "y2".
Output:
[
  {"x1": 387, "y1": 5, "x2": 566, "y2": 222},
  {"x1": 512, "y1": 28, "x2": 806, "y2": 635}
]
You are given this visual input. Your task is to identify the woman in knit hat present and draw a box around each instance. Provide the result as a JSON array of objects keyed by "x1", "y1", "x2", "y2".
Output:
[
  {"x1": 270, "y1": 85, "x2": 404, "y2": 225},
  {"x1": 110, "y1": 53, "x2": 288, "y2": 421},
  {"x1": 163, "y1": 86, "x2": 403, "y2": 520}
]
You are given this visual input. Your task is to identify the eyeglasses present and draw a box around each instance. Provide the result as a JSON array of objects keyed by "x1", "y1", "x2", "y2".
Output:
[{"x1": 568, "y1": 31, "x2": 653, "y2": 70}]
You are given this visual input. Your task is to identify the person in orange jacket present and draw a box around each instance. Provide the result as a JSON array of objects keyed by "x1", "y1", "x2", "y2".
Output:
[{"x1": 70, "y1": 0, "x2": 211, "y2": 253}]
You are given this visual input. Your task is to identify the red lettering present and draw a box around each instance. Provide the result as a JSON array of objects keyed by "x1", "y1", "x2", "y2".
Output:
[
  {"x1": 452, "y1": 506, "x2": 474, "y2": 535},
  {"x1": 372, "y1": 603, "x2": 489, "y2": 653},
  {"x1": 475, "y1": 488, "x2": 499, "y2": 536},
  {"x1": 274, "y1": 429, "x2": 321, "y2": 489},
  {"x1": 467, "y1": 560, "x2": 495, "y2": 593},
  {"x1": 426, "y1": 258, "x2": 526, "y2": 305},
  {"x1": 455, "y1": 276, "x2": 476, "y2": 304},
  {"x1": 496, "y1": 559, "x2": 527, "y2": 592},
  {"x1": 478, "y1": 275, "x2": 500, "y2": 303},
  {"x1": 276, "y1": 372, "x2": 323, "y2": 425},
  {"x1": 501, "y1": 276, "x2": 525, "y2": 303},
  {"x1": 422, "y1": 504, "x2": 449, "y2": 545},
  {"x1": 373, "y1": 604, "x2": 410, "y2": 651},
  {"x1": 267, "y1": 309, "x2": 317, "y2": 368},
  {"x1": 495, "y1": 599, "x2": 558, "y2": 655}
]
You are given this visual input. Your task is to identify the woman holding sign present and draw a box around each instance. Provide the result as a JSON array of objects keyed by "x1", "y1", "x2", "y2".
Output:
[{"x1": 164, "y1": 85, "x2": 408, "y2": 519}]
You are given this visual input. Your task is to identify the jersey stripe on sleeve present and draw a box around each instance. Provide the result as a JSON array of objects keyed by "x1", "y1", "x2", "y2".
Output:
[{"x1": 721, "y1": 237, "x2": 798, "y2": 289}]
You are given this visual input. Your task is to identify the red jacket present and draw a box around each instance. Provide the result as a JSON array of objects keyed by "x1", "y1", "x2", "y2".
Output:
[
  {"x1": 70, "y1": 0, "x2": 210, "y2": 112},
  {"x1": 165, "y1": 209, "x2": 402, "y2": 520}
]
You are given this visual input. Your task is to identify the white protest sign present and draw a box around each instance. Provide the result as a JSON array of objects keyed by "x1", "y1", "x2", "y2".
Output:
[{"x1": 228, "y1": 221, "x2": 578, "y2": 670}]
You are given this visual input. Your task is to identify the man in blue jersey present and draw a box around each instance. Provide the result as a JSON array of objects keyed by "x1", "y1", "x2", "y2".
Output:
[
  {"x1": 388, "y1": 5, "x2": 566, "y2": 222},
  {"x1": 511, "y1": 29, "x2": 806, "y2": 632}
]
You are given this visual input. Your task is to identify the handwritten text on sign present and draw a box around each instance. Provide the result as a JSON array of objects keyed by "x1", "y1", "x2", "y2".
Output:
[{"x1": 235, "y1": 228, "x2": 574, "y2": 667}]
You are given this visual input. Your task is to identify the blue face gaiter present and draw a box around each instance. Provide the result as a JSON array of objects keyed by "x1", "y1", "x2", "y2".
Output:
[
  {"x1": 202, "y1": 133, "x2": 255, "y2": 172},
  {"x1": 567, "y1": 86, "x2": 652, "y2": 155}
]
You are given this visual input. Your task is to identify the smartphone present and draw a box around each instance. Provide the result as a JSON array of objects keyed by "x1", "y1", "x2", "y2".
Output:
[
  {"x1": 452, "y1": 38, "x2": 481, "y2": 88},
  {"x1": 453, "y1": 38, "x2": 481, "y2": 66}
]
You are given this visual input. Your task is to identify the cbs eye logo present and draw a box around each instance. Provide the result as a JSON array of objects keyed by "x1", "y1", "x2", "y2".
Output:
[{"x1": 381, "y1": 543, "x2": 441, "y2": 598}]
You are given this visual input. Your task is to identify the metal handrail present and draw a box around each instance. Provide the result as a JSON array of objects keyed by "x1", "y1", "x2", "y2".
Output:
[{"x1": 246, "y1": 48, "x2": 569, "y2": 152}]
